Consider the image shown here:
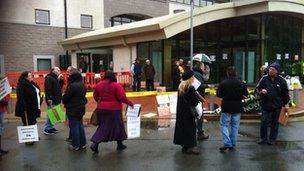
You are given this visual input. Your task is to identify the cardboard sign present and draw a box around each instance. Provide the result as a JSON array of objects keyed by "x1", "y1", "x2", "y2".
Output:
[
  {"x1": 127, "y1": 116, "x2": 141, "y2": 139},
  {"x1": 156, "y1": 95, "x2": 170, "y2": 105},
  {"x1": 192, "y1": 78, "x2": 201, "y2": 90},
  {"x1": 47, "y1": 105, "x2": 66, "y2": 125},
  {"x1": 17, "y1": 125, "x2": 39, "y2": 143},
  {"x1": 158, "y1": 105, "x2": 171, "y2": 127},
  {"x1": 0, "y1": 77, "x2": 12, "y2": 101},
  {"x1": 126, "y1": 104, "x2": 141, "y2": 117},
  {"x1": 169, "y1": 93, "x2": 178, "y2": 114}
]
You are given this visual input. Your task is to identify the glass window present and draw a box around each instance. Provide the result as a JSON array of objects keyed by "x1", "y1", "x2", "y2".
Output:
[
  {"x1": 35, "y1": 9, "x2": 50, "y2": 25},
  {"x1": 81, "y1": 14, "x2": 93, "y2": 28},
  {"x1": 37, "y1": 59, "x2": 51, "y2": 71}
]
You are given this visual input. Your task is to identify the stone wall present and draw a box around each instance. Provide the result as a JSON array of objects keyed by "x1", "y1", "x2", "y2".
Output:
[{"x1": 0, "y1": 22, "x2": 91, "y2": 72}]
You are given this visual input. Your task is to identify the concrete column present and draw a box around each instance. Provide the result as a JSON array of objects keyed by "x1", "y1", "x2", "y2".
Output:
[
  {"x1": 163, "y1": 40, "x2": 172, "y2": 88},
  {"x1": 71, "y1": 51, "x2": 77, "y2": 68}
]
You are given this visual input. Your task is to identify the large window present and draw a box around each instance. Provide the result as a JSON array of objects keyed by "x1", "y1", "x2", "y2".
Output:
[
  {"x1": 110, "y1": 14, "x2": 150, "y2": 27},
  {"x1": 169, "y1": 0, "x2": 227, "y2": 6},
  {"x1": 35, "y1": 9, "x2": 50, "y2": 25},
  {"x1": 81, "y1": 14, "x2": 93, "y2": 29},
  {"x1": 33, "y1": 55, "x2": 54, "y2": 71}
]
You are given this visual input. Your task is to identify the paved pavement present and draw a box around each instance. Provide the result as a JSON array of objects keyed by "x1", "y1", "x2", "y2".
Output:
[{"x1": 1, "y1": 121, "x2": 304, "y2": 171}]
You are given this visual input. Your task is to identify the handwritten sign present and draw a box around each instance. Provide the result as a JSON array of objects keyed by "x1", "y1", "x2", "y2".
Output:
[
  {"x1": 0, "y1": 77, "x2": 12, "y2": 100},
  {"x1": 156, "y1": 95, "x2": 170, "y2": 105},
  {"x1": 126, "y1": 104, "x2": 141, "y2": 117},
  {"x1": 17, "y1": 125, "x2": 39, "y2": 143},
  {"x1": 127, "y1": 116, "x2": 140, "y2": 139}
]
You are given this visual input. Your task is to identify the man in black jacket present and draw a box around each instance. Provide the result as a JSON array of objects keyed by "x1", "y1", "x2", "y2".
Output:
[
  {"x1": 217, "y1": 66, "x2": 248, "y2": 151},
  {"x1": 256, "y1": 63, "x2": 290, "y2": 145},
  {"x1": 44, "y1": 67, "x2": 64, "y2": 135}
]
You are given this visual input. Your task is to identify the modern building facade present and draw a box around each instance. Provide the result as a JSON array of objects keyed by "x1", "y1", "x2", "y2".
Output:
[
  {"x1": 0, "y1": 0, "x2": 174, "y2": 76},
  {"x1": 0, "y1": 0, "x2": 105, "y2": 75},
  {"x1": 60, "y1": 0, "x2": 304, "y2": 88}
]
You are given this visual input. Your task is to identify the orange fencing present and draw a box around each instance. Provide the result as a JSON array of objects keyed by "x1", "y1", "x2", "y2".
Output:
[{"x1": 6, "y1": 71, "x2": 132, "y2": 91}]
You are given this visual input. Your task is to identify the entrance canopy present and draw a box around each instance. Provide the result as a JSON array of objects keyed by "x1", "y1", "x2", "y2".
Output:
[{"x1": 59, "y1": 0, "x2": 304, "y2": 51}]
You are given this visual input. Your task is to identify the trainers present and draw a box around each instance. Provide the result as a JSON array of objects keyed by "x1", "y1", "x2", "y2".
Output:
[
  {"x1": 257, "y1": 139, "x2": 267, "y2": 145},
  {"x1": 267, "y1": 140, "x2": 276, "y2": 145},
  {"x1": 90, "y1": 143, "x2": 99, "y2": 154},
  {"x1": 185, "y1": 147, "x2": 200, "y2": 155},
  {"x1": 44, "y1": 129, "x2": 55, "y2": 135},
  {"x1": 50, "y1": 128, "x2": 59, "y2": 133},
  {"x1": 117, "y1": 144, "x2": 127, "y2": 151},
  {"x1": 68, "y1": 145, "x2": 80, "y2": 151},
  {"x1": 81, "y1": 145, "x2": 87, "y2": 149},
  {"x1": 197, "y1": 132, "x2": 209, "y2": 140},
  {"x1": 0, "y1": 149, "x2": 8, "y2": 155}
]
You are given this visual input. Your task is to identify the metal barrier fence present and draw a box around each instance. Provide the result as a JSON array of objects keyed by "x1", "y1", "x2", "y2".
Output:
[{"x1": 6, "y1": 71, "x2": 132, "y2": 91}]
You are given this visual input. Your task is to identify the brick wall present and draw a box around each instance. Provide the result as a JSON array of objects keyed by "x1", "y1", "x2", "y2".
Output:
[
  {"x1": 104, "y1": 0, "x2": 169, "y2": 27},
  {"x1": 0, "y1": 22, "x2": 91, "y2": 72}
]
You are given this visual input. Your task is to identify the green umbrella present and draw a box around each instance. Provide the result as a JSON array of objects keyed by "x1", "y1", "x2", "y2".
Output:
[{"x1": 192, "y1": 53, "x2": 211, "y2": 63}]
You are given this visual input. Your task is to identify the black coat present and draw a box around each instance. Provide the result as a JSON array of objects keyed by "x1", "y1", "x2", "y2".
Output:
[
  {"x1": 217, "y1": 77, "x2": 248, "y2": 114},
  {"x1": 144, "y1": 64, "x2": 155, "y2": 80},
  {"x1": 62, "y1": 72, "x2": 87, "y2": 118},
  {"x1": 15, "y1": 78, "x2": 42, "y2": 118},
  {"x1": 255, "y1": 75, "x2": 290, "y2": 111},
  {"x1": 173, "y1": 86, "x2": 199, "y2": 148},
  {"x1": 44, "y1": 72, "x2": 63, "y2": 106}
]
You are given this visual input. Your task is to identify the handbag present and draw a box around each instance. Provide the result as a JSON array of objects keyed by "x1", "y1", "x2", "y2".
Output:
[
  {"x1": 90, "y1": 109, "x2": 99, "y2": 126},
  {"x1": 278, "y1": 107, "x2": 289, "y2": 126}
]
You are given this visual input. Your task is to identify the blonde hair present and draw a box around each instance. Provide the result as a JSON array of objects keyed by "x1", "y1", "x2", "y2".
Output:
[{"x1": 178, "y1": 77, "x2": 194, "y2": 94}]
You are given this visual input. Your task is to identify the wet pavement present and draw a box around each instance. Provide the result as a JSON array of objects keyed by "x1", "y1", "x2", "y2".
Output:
[{"x1": 1, "y1": 121, "x2": 304, "y2": 171}]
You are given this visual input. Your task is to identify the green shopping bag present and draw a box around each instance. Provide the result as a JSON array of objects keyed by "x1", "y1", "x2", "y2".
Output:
[{"x1": 47, "y1": 105, "x2": 66, "y2": 125}]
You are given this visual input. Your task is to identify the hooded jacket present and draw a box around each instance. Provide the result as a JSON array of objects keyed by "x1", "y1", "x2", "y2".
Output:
[
  {"x1": 62, "y1": 72, "x2": 87, "y2": 118},
  {"x1": 15, "y1": 78, "x2": 42, "y2": 118}
]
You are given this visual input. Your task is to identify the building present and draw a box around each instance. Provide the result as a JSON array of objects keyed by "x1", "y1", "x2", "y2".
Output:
[
  {"x1": 60, "y1": 0, "x2": 304, "y2": 88},
  {"x1": 0, "y1": 0, "x2": 172, "y2": 76}
]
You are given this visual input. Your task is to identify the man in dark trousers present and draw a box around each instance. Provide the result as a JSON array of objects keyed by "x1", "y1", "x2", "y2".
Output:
[
  {"x1": 193, "y1": 60, "x2": 209, "y2": 140},
  {"x1": 144, "y1": 59, "x2": 155, "y2": 91},
  {"x1": 44, "y1": 67, "x2": 64, "y2": 135},
  {"x1": 217, "y1": 66, "x2": 248, "y2": 151},
  {"x1": 256, "y1": 62, "x2": 289, "y2": 145},
  {"x1": 131, "y1": 58, "x2": 142, "y2": 91},
  {"x1": 172, "y1": 60, "x2": 181, "y2": 91}
]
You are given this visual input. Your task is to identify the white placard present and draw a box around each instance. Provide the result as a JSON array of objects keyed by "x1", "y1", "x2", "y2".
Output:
[
  {"x1": 17, "y1": 125, "x2": 39, "y2": 143},
  {"x1": 222, "y1": 54, "x2": 228, "y2": 60},
  {"x1": 0, "y1": 77, "x2": 12, "y2": 100},
  {"x1": 210, "y1": 55, "x2": 216, "y2": 62},
  {"x1": 285, "y1": 53, "x2": 289, "y2": 59},
  {"x1": 295, "y1": 55, "x2": 299, "y2": 61},
  {"x1": 127, "y1": 116, "x2": 140, "y2": 139},
  {"x1": 156, "y1": 95, "x2": 170, "y2": 105},
  {"x1": 169, "y1": 93, "x2": 178, "y2": 114},
  {"x1": 126, "y1": 104, "x2": 141, "y2": 117},
  {"x1": 192, "y1": 78, "x2": 201, "y2": 90},
  {"x1": 276, "y1": 54, "x2": 281, "y2": 60}
]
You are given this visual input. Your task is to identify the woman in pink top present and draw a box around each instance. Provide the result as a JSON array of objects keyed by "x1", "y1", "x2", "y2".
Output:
[{"x1": 90, "y1": 71, "x2": 133, "y2": 154}]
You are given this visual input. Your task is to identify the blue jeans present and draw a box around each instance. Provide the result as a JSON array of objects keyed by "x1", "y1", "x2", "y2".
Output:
[
  {"x1": 220, "y1": 112, "x2": 241, "y2": 147},
  {"x1": 0, "y1": 112, "x2": 4, "y2": 136},
  {"x1": 44, "y1": 105, "x2": 54, "y2": 131},
  {"x1": 67, "y1": 115, "x2": 86, "y2": 148}
]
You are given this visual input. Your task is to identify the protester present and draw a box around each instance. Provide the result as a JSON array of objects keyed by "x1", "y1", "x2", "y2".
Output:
[
  {"x1": 44, "y1": 67, "x2": 64, "y2": 135},
  {"x1": 178, "y1": 58, "x2": 185, "y2": 74},
  {"x1": 173, "y1": 70, "x2": 200, "y2": 155},
  {"x1": 15, "y1": 71, "x2": 43, "y2": 145},
  {"x1": 90, "y1": 71, "x2": 134, "y2": 154},
  {"x1": 172, "y1": 60, "x2": 181, "y2": 91},
  {"x1": 131, "y1": 58, "x2": 142, "y2": 91},
  {"x1": 216, "y1": 66, "x2": 248, "y2": 151},
  {"x1": 202, "y1": 63, "x2": 210, "y2": 82},
  {"x1": 193, "y1": 61, "x2": 209, "y2": 140},
  {"x1": 255, "y1": 62, "x2": 289, "y2": 145},
  {"x1": 62, "y1": 70, "x2": 87, "y2": 151},
  {"x1": 65, "y1": 66, "x2": 78, "y2": 142},
  {"x1": 0, "y1": 77, "x2": 9, "y2": 155},
  {"x1": 144, "y1": 59, "x2": 155, "y2": 91}
]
